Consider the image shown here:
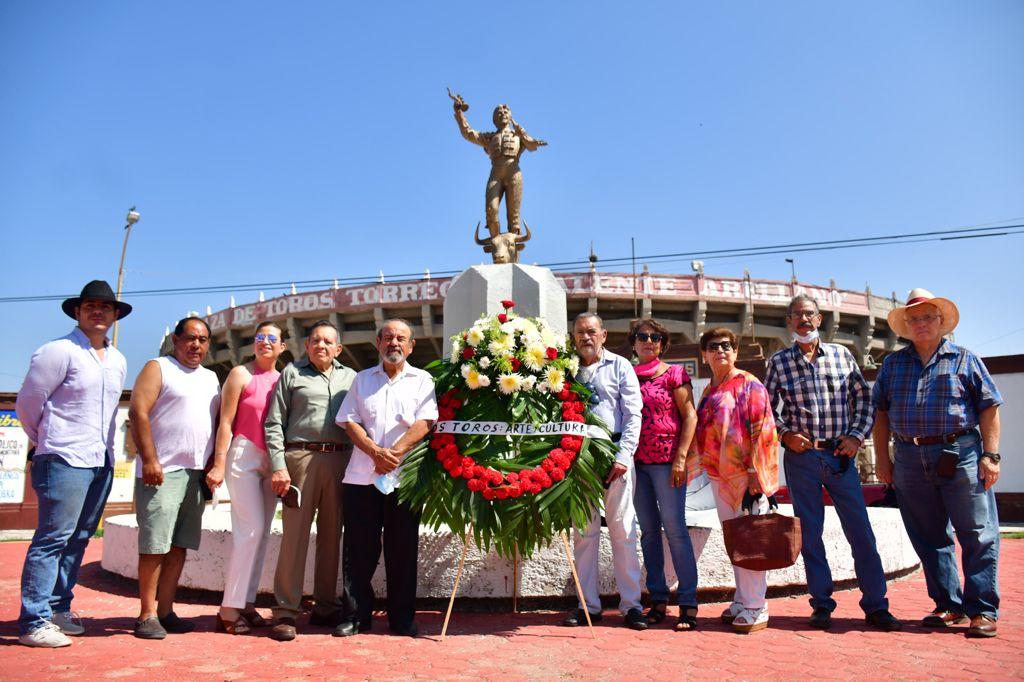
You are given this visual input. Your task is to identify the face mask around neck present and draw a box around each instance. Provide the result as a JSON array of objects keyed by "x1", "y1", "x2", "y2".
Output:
[{"x1": 793, "y1": 329, "x2": 820, "y2": 345}]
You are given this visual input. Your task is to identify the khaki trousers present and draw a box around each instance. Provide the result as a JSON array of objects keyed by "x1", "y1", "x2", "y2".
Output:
[{"x1": 272, "y1": 446, "x2": 351, "y2": 619}]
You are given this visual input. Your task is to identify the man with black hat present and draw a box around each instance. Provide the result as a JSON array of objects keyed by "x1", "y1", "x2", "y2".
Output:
[{"x1": 15, "y1": 280, "x2": 131, "y2": 647}]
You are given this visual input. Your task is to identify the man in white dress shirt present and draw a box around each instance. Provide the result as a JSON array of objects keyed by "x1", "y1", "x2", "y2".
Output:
[{"x1": 336, "y1": 319, "x2": 437, "y2": 637}]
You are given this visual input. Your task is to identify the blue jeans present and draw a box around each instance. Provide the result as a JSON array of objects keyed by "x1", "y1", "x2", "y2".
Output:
[
  {"x1": 633, "y1": 463, "x2": 698, "y2": 607},
  {"x1": 784, "y1": 448, "x2": 888, "y2": 614},
  {"x1": 19, "y1": 455, "x2": 113, "y2": 634},
  {"x1": 893, "y1": 431, "x2": 999, "y2": 619}
]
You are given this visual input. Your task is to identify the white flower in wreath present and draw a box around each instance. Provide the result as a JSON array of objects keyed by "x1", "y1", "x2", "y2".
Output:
[
  {"x1": 498, "y1": 372, "x2": 524, "y2": 395},
  {"x1": 536, "y1": 381, "x2": 549, "y2": 393},
  {"x1": 540, "y1": 326, "x2": 561, "y2": 350},
  {"x1": 466, "y1": 368, "x2": 489, "y2": 390},
  {"x1": 544, "y1": 366, "x2": 566, "y2": 393},
  {"x1": 461, "y1": 363, "x2": 473, "y2": 379},
  {"x1": 466, "y1": 327, "x2": 485, "y2": 347},
  {"x1": 567, "y1": 355, "x2": 580, "y2": 377},
  {"x1": 450, "y1": 340, "x2": 463, "y2": 364},
  {"x1": 521, "y1": 375, "x2": 537, "y2": 391},
  {"x1": 523, "y1": 343, "x2": 548, "y2": 372},
  {"x1": 478, "y1": 355, "x2": 492, "y2": 369},
  {"x1": 488, "y1": 334, "x2": 515, "y2": 357}
]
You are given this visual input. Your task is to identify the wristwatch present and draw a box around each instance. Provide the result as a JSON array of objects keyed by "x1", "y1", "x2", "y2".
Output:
[{"x1": 981, "y1": 452, "x2": 1001, "y2": 463}]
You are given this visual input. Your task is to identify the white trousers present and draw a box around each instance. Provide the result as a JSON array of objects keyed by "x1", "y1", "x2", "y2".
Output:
[
  {"x1": 573, "y1": 467, "x2": 642, "y2": 614},
  {"x1": 711, "y1": 479, "x2": 768, "y2": 610},
  {"x1": 221, "y1": 435, "x2": 278, "y2": 609}
]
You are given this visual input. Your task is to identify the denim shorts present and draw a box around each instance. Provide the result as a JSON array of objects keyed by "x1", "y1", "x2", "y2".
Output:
[{"x1": 135, "y1": 468, "x2": 205, "y2": 554}]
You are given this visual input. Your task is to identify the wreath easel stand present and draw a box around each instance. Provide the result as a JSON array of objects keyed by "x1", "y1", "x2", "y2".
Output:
[{"x1": 439, "y1": 528, "x2": 596, "y2": 641}]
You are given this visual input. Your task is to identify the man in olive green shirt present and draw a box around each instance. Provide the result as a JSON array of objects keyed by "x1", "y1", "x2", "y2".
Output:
[{"x1": 264, "y1": 321, "x2": 357, "y2": 641}]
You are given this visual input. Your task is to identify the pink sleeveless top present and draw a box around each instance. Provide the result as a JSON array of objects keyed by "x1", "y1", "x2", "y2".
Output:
[{"x1": 232, "y1": 367, "x2": 280, "y2": 453}]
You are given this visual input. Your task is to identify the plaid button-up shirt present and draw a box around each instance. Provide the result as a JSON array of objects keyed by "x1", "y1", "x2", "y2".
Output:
[
  {"x1": 871, "y1": 339, "x2": 1002, "y2": 438},
  {"x1": 764, "y1": 341, "x2": 873, "y2": 442}
]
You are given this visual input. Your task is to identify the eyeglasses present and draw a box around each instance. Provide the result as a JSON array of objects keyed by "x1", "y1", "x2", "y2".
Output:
[
  {"x1": 255, "y1": 333, "x2": 279, "y2": 344},
  {"x1": 634, "y1": 332, "x2": 664, "y2": 343},
  {"x1": 705, "y1": 341, "x2": 733, "y2": 352},
  {"x1": 906, "y1": 314, "x2": 941, "y2": 325}
]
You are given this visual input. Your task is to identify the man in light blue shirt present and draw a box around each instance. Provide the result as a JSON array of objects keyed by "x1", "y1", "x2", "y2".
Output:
[
  {"x1": 15, "y1": 280, "x2": 130, "y2": 647},
  {"x1": 562, "y1": 313, "x2": 646, "y2": 630}
]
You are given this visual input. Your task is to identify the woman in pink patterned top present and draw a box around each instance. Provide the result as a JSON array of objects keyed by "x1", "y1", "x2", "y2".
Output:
[
  {"x1": 629, "y1": 318, "x2": 700, "y2": 632},
  {"x1": 690, "y1": 327, "x2": 779, "y2": 634}
]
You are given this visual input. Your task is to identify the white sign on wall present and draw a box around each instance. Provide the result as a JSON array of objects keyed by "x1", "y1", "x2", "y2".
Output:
[{"x1": 0, "y1": 410, "x2": 28, "y2": 504}]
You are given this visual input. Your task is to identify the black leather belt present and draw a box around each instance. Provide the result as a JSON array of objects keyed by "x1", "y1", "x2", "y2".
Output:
[
  {"x1": 893, "y1": 428, "x2": 974, "y2": 446},
  {"x1": 285, "y1": 441, "x2": 350, "y2": 453}
]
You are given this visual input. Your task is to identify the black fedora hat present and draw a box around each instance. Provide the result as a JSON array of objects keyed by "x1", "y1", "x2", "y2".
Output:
[{"x1": 61, "y1": 280, "x2": 133, "y2": 320}]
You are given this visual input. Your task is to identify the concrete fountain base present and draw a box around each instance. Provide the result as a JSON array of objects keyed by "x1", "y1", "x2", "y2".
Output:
[{"x1": 101, "y1": 504, "x2": 918, "y2": 601}]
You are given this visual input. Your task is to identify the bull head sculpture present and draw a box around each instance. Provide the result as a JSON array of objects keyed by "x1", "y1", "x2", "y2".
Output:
[{"x1": 474, "y1": 221, "x2": 532, "y2": 264}]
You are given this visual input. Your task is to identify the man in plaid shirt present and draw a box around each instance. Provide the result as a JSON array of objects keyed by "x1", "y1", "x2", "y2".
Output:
[
  {"x1": 873, "y1": 289, "x2": 1002, "y2": 638},
  {"x1": 765, "y1": 294, "x2": 900, "y2": 632}
]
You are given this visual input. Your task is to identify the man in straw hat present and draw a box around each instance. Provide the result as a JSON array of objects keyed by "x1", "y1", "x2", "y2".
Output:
[
  {"x1": 872, "y1": 288, "x2": 1003, "y2": 638},
  {"x1": 15, "y1": 280, "x2": 131, "y2": 647}
]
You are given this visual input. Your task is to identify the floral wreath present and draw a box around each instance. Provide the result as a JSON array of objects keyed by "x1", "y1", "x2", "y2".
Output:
[{"x1": 399, "y1": 300, "x2": 616, "y2": 558}]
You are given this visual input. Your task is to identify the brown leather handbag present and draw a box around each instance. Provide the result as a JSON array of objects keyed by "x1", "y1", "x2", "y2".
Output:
[{"x1": 722, "y1": 493, "x2": 802, "y2": 571}]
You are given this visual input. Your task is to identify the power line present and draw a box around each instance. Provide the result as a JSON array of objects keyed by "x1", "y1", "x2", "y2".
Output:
[{"x1": 2, "y1": 222, "x2": 1021, "y2": 304}]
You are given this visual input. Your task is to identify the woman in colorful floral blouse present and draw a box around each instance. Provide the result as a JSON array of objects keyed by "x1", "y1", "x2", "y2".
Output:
[
  {"x1": 690, "y1": 327, "x2": 779, "y2": 634},
  {"x1": 630, "y1": 318, "x2": 700, "y2": 631}
]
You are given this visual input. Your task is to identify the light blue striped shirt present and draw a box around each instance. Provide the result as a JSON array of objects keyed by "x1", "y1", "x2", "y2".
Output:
[
  {"x1": 576, "y1": 349, "x2": 643, "y2": 468},
  {"x1": 16, "y1": 327, "x2": 126, "y2": 468}
]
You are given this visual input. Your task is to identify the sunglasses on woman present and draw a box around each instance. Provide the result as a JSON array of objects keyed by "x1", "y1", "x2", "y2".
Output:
[
  {"x1": 634, "y1": 332, "x2": 664, "y2": 343},
  {"x1": 255, "y1": 333, "x2": 279, "y2": 344},
  {"x1": 705, "y1": 341, "x2": 733, "y2": 352}
]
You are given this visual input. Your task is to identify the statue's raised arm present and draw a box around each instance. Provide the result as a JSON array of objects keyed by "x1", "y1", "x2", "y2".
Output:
[{"x1": 450, "y1": 89, "x2": 487, "y2": 148}]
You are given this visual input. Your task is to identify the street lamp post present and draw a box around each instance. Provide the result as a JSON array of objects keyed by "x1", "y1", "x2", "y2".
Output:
[
  {"x1": 112, "y1": 206, "x2": 140, "y2": 347},
  {"x1": 785, "y1": 257, "x2": 796, "y2": 295}
]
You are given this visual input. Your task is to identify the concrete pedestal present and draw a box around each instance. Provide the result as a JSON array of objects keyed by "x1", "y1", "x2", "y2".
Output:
[
  {"x1": 100, "y1": 504, "x2": 919, "y2": 600},
  {"x1": 442, "y1": 264, "x2": 567, "y2": 356}
]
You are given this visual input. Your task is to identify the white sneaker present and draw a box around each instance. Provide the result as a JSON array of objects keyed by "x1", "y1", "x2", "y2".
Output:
[
  {"x1": 51, "y1": 611, "x2": 85, "y2": 636},
  {"x1": 732, "y1": 607, "x2": 769, "y2": 634},
  {"x1": 19, "y1": 622, "x2": 72, "y2": 647}
]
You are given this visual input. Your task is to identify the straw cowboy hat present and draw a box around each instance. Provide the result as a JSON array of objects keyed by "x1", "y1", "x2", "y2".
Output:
[
  {"x1": 887, "y1": 288, "x2": 958, "y2": 339},
  {"x1": 61, "y1": 280, "x2": 133, "y2": 320}
]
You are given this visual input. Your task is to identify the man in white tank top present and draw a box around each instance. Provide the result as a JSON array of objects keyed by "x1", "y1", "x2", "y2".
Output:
[{"x1": 128, "y1": 317, "x2": 221, "y2": 640}]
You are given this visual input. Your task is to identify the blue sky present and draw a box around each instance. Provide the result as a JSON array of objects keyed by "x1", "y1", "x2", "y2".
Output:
[{"x1": 2, "y1": 1, "x2": 1022, "y2": 390}]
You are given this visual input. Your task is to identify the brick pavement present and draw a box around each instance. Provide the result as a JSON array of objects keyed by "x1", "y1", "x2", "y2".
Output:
[{"x1": 0, "y1": 539, "x2": 1021, "y2": 680}]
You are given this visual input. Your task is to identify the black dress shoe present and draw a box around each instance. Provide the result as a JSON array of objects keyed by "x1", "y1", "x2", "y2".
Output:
[
  {"x1": 809, "y1": 607, "x2": 832, "y2": 630},
  {"x1": 562, "y1": 608, "x2": 602, "y2": 627},
  {"x1": 625, "y1": 608, "x2": 648, "y2": 631},
  {"x1": 158, "y1": 611, "x2": 196, "y2": 634},
  {"x1": 332, "y1": 621, "x2": 357, "y2": 637},
  {"x1": 309, "y1": 611, "x2": 346, "y2": 628},
  {"x1": 866, "y1": 609, "x2": 902, "y2": 632},
  {"x1": 389, "y1": 623, "x2": 418, "y2": 637}
]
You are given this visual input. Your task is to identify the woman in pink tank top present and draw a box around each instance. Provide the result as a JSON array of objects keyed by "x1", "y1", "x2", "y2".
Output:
[{"x1": 209, "y1": 321, "x2": 284, "y2": 634}]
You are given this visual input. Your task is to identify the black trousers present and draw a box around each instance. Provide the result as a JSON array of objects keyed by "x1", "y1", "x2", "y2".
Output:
[{"x1": 342, "y1": 483, "x2": 421, "y2": 630}]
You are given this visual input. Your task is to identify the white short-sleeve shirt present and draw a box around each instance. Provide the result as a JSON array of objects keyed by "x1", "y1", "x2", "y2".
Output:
[{"x1": 336, "y1": 363, "x2": 438, "y2": 486}]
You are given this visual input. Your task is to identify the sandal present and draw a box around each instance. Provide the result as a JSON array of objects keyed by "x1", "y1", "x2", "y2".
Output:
[
  {"x1": 675, "y1": 606, "x2": 698, "y2": 632},
  {"x1": 215, "y1": 614, "x2": 252, "y2": 635},
  {"x1": 645, "y1": 602, "x2": 668, "y2": 625},
  {"x1": 239, "y1": 608, "x2": 270, "y2": 628}
]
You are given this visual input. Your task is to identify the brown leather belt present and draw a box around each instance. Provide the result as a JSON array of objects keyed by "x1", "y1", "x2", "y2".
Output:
[
  {"x1": 893, "y1": 428, "x2": 974, "y2": 446},
  {"x1": 285, "y1": 441, "x2": 350, "y2": 453}
]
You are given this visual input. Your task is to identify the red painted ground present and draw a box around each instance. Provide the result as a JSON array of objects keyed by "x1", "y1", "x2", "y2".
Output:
[{"x1": 0, "y1": 539, "x2": 1021, "y2": 680}]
